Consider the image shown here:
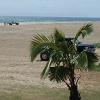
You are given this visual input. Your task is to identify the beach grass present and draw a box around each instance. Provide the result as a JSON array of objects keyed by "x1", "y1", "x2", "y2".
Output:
[{"x1": 0, "y1": 86, "x2": 100, "y2": 100}]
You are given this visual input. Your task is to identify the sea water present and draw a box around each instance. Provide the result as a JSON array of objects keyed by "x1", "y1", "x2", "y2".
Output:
[{"x1": 0, "y1": 16, "x2": 100, "y2": 23}]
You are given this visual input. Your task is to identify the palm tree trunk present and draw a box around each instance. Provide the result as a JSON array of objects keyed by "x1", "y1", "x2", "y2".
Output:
[
  {"x1": 69, "y1": 64, "x2": 81, "y2": 100},
  {"x1": 69, "y1": 84, "x2": 81, "y2": 100}
]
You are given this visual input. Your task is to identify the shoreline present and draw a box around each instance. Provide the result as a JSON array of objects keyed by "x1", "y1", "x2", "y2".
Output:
[
  {"x1": 20, "y1": 21, "x2": 93, "y2": 25},
  {"x1": 0, "y1": 21, "x2": 100, "y2": 26}
]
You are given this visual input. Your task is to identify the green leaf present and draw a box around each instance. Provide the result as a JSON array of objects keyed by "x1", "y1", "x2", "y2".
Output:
[
  {"x1": 41, "y1": 56, "x2": 52, "y2": 79},
  {"x1": 54, "y1": 29, "x2": 65, "y2": 43},
  {"x1": 30, "y1": 34, "x2": 54, "y2": 62},
  {"x1": 49, "y1": 66, "x2": 69, "y2": 83},
  {"x1": 75, "y1": 24, "x2": 93, "y2": 41},
  {"x1": 75, "y1": 51, "x2": 88, "y2": 69},
  {"x1": 30, "y1": 43, "x2": 46, "y2": 61},
  {"x1": 86, "y1": 52, "x2": 99, "y2": 69}
]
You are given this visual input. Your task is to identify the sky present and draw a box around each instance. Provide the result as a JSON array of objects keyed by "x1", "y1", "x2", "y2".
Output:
[{"x1": 0, "y1": 0, "x2": 100, "y2": 17}]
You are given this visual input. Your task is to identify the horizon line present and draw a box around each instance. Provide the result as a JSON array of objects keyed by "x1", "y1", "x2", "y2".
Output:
[{"x1": 0, "y1": 16, "x2": 100, "y2": 19}]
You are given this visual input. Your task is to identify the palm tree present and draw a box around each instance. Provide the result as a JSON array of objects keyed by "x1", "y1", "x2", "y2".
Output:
[{"x1": 30, "y1": 24, "x2": 98, "y2": 100}]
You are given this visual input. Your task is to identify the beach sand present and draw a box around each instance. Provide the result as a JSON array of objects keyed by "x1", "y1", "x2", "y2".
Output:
[{"x1": 0, "y1": 22, "x2": 100, "y2": 93}]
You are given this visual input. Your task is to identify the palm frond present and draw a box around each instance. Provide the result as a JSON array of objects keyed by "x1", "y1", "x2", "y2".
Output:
[
  {"x1": 74, "y1": 51, "x2": 99, "y2": 70},
  {"x1": 86, "y1": 52, "x2": 99, "y2": 69},
  {"x1": 75, "y1": 24, "x2": 93, "y2": 41},
  {"x1": 49, "y1": 66, "x2": 70, "y2": 83},
  {"x1": 51, "y1": 51, "x2": 63, "y2": 64},
  {"x1": 41, "y1": 57, "x2": 52, "y2": 79},
  {"x1": 75, "y1": 51, "x2": 88, "y2": 69},
  {"x1": 41, "y1": 50, "x2": 64, "y2": 79},
  {"x1": 30, "y1": 34, "x2": 54, "y2": 62},
  {"x1": 30, "y1": 43, "x2": 47, "y2": 61},
  {"x1": 54, "y1": 29, "x2": 65, "y2": 43}
]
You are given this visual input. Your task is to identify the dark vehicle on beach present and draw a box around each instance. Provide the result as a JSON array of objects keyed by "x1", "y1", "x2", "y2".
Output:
[
  {"x1": 8, "y1": 21, "x2": 19, "y2": 25},
  {"x1": 40, "y1": 38, "x2": 95, "y2": 61},
  {"x1": 4, "y1": 21, "x2": 19, "y2": 25}
]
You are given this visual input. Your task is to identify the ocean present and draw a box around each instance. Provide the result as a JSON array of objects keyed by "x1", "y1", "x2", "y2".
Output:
[{"x1": 0, "y1": 16, "x2": 100, "y2": 23}]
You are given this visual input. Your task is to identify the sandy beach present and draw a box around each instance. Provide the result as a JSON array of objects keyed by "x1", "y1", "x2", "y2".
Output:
[{"x1": 0, "y1": 22, "x2": 100, "y2": 94}]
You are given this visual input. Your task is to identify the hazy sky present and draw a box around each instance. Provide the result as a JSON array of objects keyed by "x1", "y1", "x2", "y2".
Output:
[{"x1": 0, "y1": 0, "x2": 100, "y2": 17}]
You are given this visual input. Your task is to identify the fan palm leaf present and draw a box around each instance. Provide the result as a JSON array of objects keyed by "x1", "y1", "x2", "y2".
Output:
[
  {"x1": 30, "y1": 34, "x2": 54, "y2": 61},
  {"x1": 75, "y1": 24, "x2": 93, "y2": 41}
]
